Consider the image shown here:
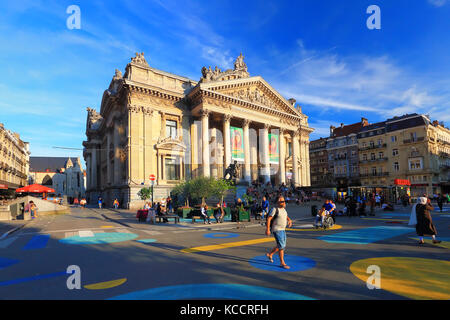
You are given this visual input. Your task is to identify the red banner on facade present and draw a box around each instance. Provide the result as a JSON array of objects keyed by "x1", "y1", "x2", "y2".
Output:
[
  {"x1": 0, "y1": 184, "x2": 7, "y2": 189},
  {"x1": 394, "y1": 179, "x2": 411, "y2": 186}
]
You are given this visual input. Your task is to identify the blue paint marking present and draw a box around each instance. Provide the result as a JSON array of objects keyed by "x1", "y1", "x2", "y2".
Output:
[
  {"x1": 0, "y1": 257, "x2": 20, "y2": 270},
  {"x1": 59, "y1": 232, "x2": 138, "y2": 245},
  {"x1": 22, "y1": 234, "x2": 50, "y2": 250},
  {"x1": 204, "y1": 232, "x2": 240, "y2": 239},
  {"x1": 381, "y1": 213, "x2": 410, "y2": 217},
  {"x1": 136, "y1": 239, "x2": 157, "y2": 243},
  {"x1": 318, "y1": 226, "x2": 414, "y2": 244},
  {"x1": 0, "y1": 271, "x2": 66, "y2": 287},
  {"x1": 108, "y1": 283, "x2": 314, "y2": 300},
  {"x1": 249, "y1": 255, "x2": 316, "y2": 273}
]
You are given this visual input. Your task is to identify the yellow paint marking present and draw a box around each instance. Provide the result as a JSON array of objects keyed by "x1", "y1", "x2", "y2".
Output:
[
  {"x1": 181, "y1": 238, "x2": 274, "y2": 253},
  {"x1": 350, "y1": 257, "x2": 450, "y2": 300},
  {"x1": 101, "y1": 226, "x2": 115, "y2": 228},
  {"x1": 84, "y1": 278, "x2": 127, "y2": 290},
  {"x1": 410, "y1": 238, "x2": 450, "y2": 249},
  {"x1": 286, "y1": 224, "x2": 342, "y2": 232}
]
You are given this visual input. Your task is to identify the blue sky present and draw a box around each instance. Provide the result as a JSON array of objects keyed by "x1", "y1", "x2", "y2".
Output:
[{"x1": 1, "y1": 0, "x2": 449, "y2": 167}]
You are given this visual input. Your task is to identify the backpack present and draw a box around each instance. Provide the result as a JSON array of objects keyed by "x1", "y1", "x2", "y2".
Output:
[{"x1": 267, "y1": 207, "x2": 279, "y2": 229}]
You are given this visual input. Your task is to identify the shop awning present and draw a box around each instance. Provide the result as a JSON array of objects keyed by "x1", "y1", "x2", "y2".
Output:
[{"x1": 15, "y1": 184, "x2": 55, "y2": 193}]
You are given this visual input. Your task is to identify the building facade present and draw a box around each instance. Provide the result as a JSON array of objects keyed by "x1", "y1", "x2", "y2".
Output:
[
  {"x1": 0, "y1": 123, "x2": 30, "y2": 197},
  {"x1": 309, "y1": 138, "x2": 332, "y2": 188},
  {"x1": 358, "y1": 113, "x2": 450, "y2": 197},
  {"x1": 29, "y1": 157, "x2": 86, "y2": 201},
  {"x1": 326, "y1": 118, "x2": 369, "y2": 196},
  {"x1": 83, "y1": 53, "x2": 313, "y2": 209}
]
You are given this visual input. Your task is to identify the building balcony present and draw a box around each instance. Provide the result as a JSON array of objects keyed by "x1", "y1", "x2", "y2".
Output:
[
  {"x1": 359, "y1": 172, "x2": 389, "y2": 177},
  {"x1": 358, "y1": 143, "x2": 387, "y2": 151},
  {"x1": 403, "y1": 137, "x2": 425, "y2": 144},
  {"x1": 359, "y1": 157, "x2": 388, "y2": 164}
]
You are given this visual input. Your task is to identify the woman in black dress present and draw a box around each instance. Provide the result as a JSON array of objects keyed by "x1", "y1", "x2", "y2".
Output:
[{"x1": 415, "y1": 197, "x2": 441, "y2": 244}]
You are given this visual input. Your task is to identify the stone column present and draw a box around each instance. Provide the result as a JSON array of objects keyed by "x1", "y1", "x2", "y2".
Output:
[
  {"x1": 91, "y1": 146, "x2": 97, "y2": 189},
  {"x1": 243, "y1": 119, "x2": 251, "y2": 183},
  {"x1": 261, "y1": 124, "x2": 270, "y2": 183},
  {"x1": 301, "y1": 139, "x2": 307, "y2": 186},
  {"x1": 87, "y1": 153, "x2": 92, "y2": 190},
  {"x1": 279, "y1": 129, "x2": 286, "y2": 184},
  {"x1": 106, "y1": 129, "x2": 111, "y2": 185},
  {"x1": 201, "y1": 110, "x2": 210, "y2": 177},
  {"x1": 292, "y1": 131, "x2": 300, "y2": 186},
  {"x1": 223, "y1": 114, "x2": 231, "y2": 170},
  {"x1": 305, "y1": 140, "x2": 311, "y2": 186},
  {"x1": 114, "y1": 122, "x2": 120, "y2": 185},
  {"x1": 211, "y1": 127, "x2": 218, "y2": 178}
]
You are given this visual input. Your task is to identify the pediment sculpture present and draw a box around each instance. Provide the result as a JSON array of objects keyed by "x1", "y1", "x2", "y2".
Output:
[
  {"x1": 131, "y1": 52, "x2": 150, "y2": 67},
  {"x1": 200, "y1": 53, "x2": 250, "y2": 83}
]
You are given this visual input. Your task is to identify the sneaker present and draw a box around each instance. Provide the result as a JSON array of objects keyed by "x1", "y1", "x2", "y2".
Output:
[{"x1": 432, "y1": 240, "x2": 442, "y2": 244}]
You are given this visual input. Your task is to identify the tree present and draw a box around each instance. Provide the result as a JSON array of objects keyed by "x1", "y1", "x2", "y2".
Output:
[
  {"x1": 137, "y1": 187, "x2": 152, "y2": 201},
  {"x1": 171, "y1": 180, "x2": 191, "y2": 207},
  {"x1": 211, "y1": 178, "x2": 236, "y2": 204}
]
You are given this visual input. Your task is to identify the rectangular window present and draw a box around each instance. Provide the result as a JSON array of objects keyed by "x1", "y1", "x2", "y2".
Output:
[
  {"x1": 371, "y1": 153, "x2": 376, "y2": 160},
  {"x1": 391, "y1": 136, "x2": 397, "y2": 142},
  {"x1": 370, "y1": 141, "x2": 374, "y2": 148},
  {"x1": 394, "y1": 162, "x2": 399, "y2": 171},
  {"x1": 411, "y1": 132, "x2": 417, "y2": 142},
  {"x1": 409, "y1": 157, "x2": 423, "y2": 170},
  {"x1": 378, "y1": 152, "x2": 384, "y2": 159},
  {"x1": 166, "y1": 120, "x2": 177, "y2": 139},
  {"x1": 164, "y1": 157, "x2": 180, "y2": 180},
  {"x1": 392, "y1": 149, "x2": 398, "y2": 156},
  {"x1": 363, "y1": 154, "x2": 367, "y2": 161}
]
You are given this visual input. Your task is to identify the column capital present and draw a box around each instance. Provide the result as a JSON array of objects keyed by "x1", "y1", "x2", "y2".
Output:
[
  {"x1": 200, "y1": 109, "x2": 210, "y2": 118},
  {"x1": 293, "y1": 129, "x2": 301, "y2": 138},
  {"x1": 223, "y1": 114, "x2": 232, "y2": 122},
  {"x1": 279, "y1": 128, "x2": 286, "y2": 134},
  {"x1": 263, "y1": 123, "x2": 271, "y2": 130},
  {"x1": 242, "y1": 119, "x2": 251, "y2": 128}
]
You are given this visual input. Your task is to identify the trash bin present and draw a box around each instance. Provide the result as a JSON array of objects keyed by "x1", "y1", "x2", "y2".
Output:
[{"x1": 311, "y1": 205, "x2": 317, "y2": 217}]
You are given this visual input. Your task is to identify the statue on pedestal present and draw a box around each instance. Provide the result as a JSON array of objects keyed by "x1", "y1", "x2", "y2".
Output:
[{"x1": 224, "y1": 160, "x2": 238, "y2": 182}]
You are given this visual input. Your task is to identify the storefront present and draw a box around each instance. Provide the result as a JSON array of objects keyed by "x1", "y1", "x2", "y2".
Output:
[{"x1": 393, "y1": 179, "x2": 411, "y2": 203}]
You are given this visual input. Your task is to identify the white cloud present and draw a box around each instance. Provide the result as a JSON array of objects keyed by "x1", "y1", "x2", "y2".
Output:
[
  {"x1": 428, "y1": 0, "x2": 447, "y2": 7},
  {"x1": 269, "y1": 40, "x2": 450, "y2": 123}
]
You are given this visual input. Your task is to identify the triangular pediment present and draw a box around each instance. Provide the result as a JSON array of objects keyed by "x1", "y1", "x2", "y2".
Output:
[{"x1": 200, "y1": 76, "x2": 302, "y2": 118}]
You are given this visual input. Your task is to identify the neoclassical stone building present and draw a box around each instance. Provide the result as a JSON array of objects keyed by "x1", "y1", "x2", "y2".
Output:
[{"x1": 83, "y1": 53, "x2": 313, "y2": 209}]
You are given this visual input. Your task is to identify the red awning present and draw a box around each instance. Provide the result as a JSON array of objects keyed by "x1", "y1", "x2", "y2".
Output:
[
  {"x1": 394, "y1": 179, "x2": 411, "y2": 186},
  {"x1": 15, "y1": 184, "x2": 55, "y2": 193},
  {"x1": 0, "y1": 184, "x2": 8, "y2": 190}
]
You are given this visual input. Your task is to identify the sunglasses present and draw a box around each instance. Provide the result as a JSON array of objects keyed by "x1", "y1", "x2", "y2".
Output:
[{"x1": 279, "y1": 200, "x2": 285, "y2": 203}]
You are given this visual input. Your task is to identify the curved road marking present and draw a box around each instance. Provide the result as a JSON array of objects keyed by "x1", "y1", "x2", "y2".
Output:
[
  {"x1": 108, "y1": 283, "x2": 314, "y2": 300},
  {"x1": 286, "y1": 224, "x2": 342, "y2": 232},
  {"x1": 181, "y1": 238, "x2": 274, "y2": 253},
  {"x1": 350, "y1": 257, "x2": 450, "y2": 300},
  {"x1": 84, "y1": 278, "x2": 127, "y2": 290}
]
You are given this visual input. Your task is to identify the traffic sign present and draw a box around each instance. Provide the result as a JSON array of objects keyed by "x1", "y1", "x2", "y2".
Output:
[{"x1": 149, "y1": 174, "x2": 156, "y2": 181}]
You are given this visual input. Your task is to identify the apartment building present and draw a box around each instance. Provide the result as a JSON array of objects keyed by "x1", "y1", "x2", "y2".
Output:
[{"x1": 0, "y1": 123, "x2": 30, "y2": 197}]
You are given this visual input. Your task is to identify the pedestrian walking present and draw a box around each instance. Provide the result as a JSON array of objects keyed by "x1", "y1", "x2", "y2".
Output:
[
  {"x1": 265, "y1": 195, "x2": 293, "y2": 269},
  {"x1": 98, "y1": 197, "x2": 103, "y2": 209},
  {"x1": 80, "y1": 198, "x2": 87, "y2": 208},
  {"x1": 113, "y1": 198, "x2": 119, "y2": 209},
  {"x1": 437, "y1": 194, "x2": 444, "y2": 212},
  {"x1": 413, "y1": 197, "x2": 441, "y2": 245},
  {"x1": 261, "y1": 196, "x2": 270, "y2": 225}
]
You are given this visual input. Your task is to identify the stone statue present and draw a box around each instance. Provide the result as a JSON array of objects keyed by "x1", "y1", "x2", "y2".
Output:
[
  {"x1": 224, "y1": 160, "x2": 238, "y2": 181},
  {"x1": 113, "y1": 69, "x2": 122, "y2": 80},
  {"x1": 234, "y1": 52, "x2": 247, "y2": 72},
  {"x1": 131, "y1": 52, "x2": 149, "y2": 66}
]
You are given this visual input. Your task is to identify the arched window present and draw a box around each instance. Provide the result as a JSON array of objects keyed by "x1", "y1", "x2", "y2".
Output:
[{"x1": 42, "y1": 174, "x2": 53, "y2": 186}]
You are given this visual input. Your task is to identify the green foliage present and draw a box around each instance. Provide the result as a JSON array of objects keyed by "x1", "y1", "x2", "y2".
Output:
[
  {"x1": 242, "y1": 193, "x2": 253, "y2": 205},
  {"x1": 171, "y1": 177, "x2": 235, "y2": 205},
  {"x1": 137, "y1": 187, "x2": 152, "y2": 201}
]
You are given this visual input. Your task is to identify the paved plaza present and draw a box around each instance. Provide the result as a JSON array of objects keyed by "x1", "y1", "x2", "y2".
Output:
[{"x1": 0, "y1": 202, "x2": 449, "y2": 300}]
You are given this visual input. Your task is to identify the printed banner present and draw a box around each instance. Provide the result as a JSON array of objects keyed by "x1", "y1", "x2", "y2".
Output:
[
  {"x1": 268, "y1": 133, "x2": 279, "y2": 164},
  {"x1": 230, "y1": 126, "x2": 244, "y2": 161}
]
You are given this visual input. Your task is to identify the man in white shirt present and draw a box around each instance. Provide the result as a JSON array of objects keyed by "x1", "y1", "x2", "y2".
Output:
[{"x1": 265, "y1": 195, "x2": 293, "y2": 269}]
